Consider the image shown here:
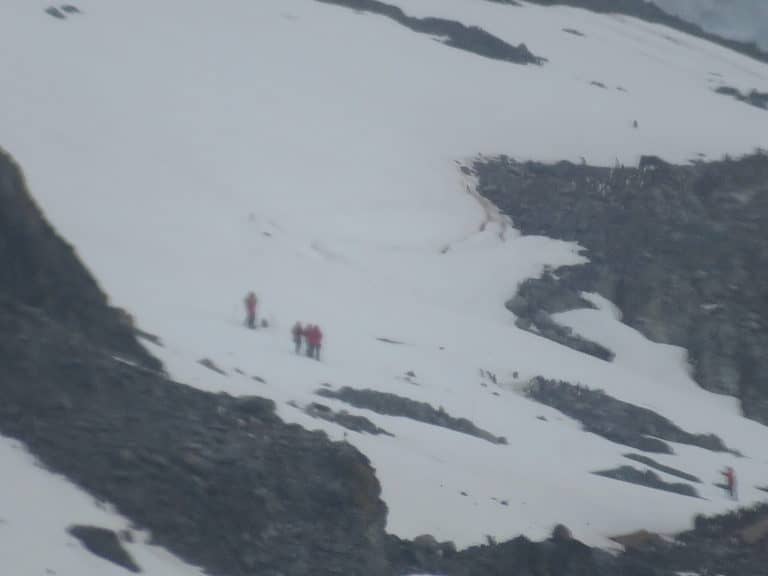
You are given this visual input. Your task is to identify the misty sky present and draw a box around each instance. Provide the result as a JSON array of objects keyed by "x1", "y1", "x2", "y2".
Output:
[{"x1": 653, "y1": 0, "x2": 768, "y2": 50}]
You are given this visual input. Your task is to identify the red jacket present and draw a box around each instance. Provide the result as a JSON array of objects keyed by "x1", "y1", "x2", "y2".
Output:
[
  {"x1": 245, "y1": 293, "x2": 257, "y2": 314},
  {"x1": 306, "y1": 325, "x2": 323, "y2": 346}
]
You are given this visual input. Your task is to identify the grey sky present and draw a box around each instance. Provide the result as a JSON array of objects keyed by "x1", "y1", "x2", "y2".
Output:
[{"x1": 652, "y1": 0, "x2": 768, "y2": 50}]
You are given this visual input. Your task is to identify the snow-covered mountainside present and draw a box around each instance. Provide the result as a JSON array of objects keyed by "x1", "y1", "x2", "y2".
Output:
[{"x1": 2, "y1": 0, "x2": 768, "y2": 573}]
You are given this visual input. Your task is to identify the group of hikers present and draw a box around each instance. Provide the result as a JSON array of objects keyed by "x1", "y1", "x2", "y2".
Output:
[
  {"x1": 292, "y1": 322, "x2": 323, "y2": 360},
  {"x1": 243, "y1": 291, "x2": 324, "y2": 361}
]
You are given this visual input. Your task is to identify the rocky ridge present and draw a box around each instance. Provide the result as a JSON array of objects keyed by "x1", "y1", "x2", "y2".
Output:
[{"x1": 475, "y1": 154, "x2": 768, "y2": 424}]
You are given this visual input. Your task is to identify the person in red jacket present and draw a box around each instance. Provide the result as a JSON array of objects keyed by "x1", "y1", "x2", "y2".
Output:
[
  {"x1": 292, "y1": 322, "x2": 304, "y2": 355},
  {"x1": 721, "y1": 466, "x2": 737, "y2": 500},
  {"x1": 305, "y1": 324, "x2": 323, "y2": 361},
  {"x1": 312, "y1": 325, "x2": 323, "y2": 361},
  {"x1": 244, "y1": 292, "x2": 258, "y2": 329}
]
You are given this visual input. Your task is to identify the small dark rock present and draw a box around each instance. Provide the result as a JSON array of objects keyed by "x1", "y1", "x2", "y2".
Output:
[
  {"x1": 317, "y1": 386, "x2": 506, "y2": 444},
  {"x1": 233, "y1": 396, "x2": 276, "y2": 420},
  {"x1": 198, "y1": 358, "x2": 227, "y2": 376},
  {"x1": 305, "y1": 402, "x2": 393, "y2": 436},
  {"x1": 624, "y1": 453, "x2": 701, "y2": 483},
  {"x1": 68, "y1": 526, "x2": 141, "y2": 573},
  {"x1": 594, "y1": 465, "x2": 699, "y2": 498},
  {"x1": 45, "y1": 6, "x2": 66, "y2": 19}
]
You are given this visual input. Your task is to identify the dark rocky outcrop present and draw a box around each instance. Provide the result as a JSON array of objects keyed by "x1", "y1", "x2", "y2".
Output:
[
  {"x1": 594, "y1": 466, "x2": 699, "y2": 498},
  {"x1": 626, "y1": 505, "x2": 768, "y2": 576},
  {"x1": 0, "y1": 297, "x2": 391, "y2": 576},
  {"x1": 198, "y1": 357, "x2": 227, "y2": 375},
  {"x1": 69, "y1": 526, "x2": 141, "y2": 573},
  {"x1": 623, "y1": 454, "x2": 701, "y2": 483},
  {"x1": 315, "y1": 0, "x2": 545, "y2": 65},
  {"x1": 475, "y1": 154, "x2": 768, "y2": 424},
  {"x1": 0, "y1": 149, "x2": 160, "y2": 373},
  {"x1": 389, "y1": 526, "x2": 669, "y2": 576},
  {"x1": 526, "y1": 378, "x2": 731, "y2": 454},
  {"x1": 306, "y1": 402, "x2": 394, "y2": 436},
  {"x1": 508, "y1": 269, "x2": 614, "y2": 361},
  {"x1": 44, "y1": 6, "x2": 66, "y2": 19},
  {"x1": 715, "y1": 86, "x2": 768, "y2": 111},
  {"x1": 317, "y1": 386, "x2": 507, "y2": 444}
]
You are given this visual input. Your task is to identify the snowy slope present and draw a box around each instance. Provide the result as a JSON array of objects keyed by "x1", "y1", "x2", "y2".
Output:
[{"x1": 2, "y1": 0, "x2": 768, "y2": 564}]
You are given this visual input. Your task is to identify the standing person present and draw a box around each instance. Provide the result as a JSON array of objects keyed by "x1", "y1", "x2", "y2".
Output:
[
  {"x1": 305, "y1": 325, "x2": 316, "y2": 359},
  {"x1": 244, "y1": 292, "x2": 258, "y2": 329},
  {"x1": 309, "y1": 324, "x2": 323, "y2": 361},
  {"x1": 292, "y1": 322, "x2": 304, "y2": 355},
  {"x1": 721, "y1": 466, "x2": 737, "y2": 500}
]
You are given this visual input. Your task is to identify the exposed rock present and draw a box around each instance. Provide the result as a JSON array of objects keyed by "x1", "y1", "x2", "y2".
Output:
[
  {"x1": 68, "y1": 526, "x2": 141, "y2": 573},
  {"x1": 0, "y1": 297, "x2": 392, "y2": 576},
  {"x1": 628, "y1": 505, "x2": 768, "y2": 576},
  {"x1": 45, "y1": 6, "x2": 66, "y2": 19},
  {"x1": 526, "y1": 378, "x2": 732, "y2": 454},
  {"x1": 315, "y1": 0, "x2": 545, "y2": 65},
  {"x1": 594, "y1": 466, "x2": 699, "y2": 498},
  {"x1": 611, "y1": 530, "x2": 666, "y2": 552},
  {"x1": 0, "y1": 148, "x2": 160, "y2": 373},
  {"x1": 306, "y1": 402, "x2": 394, "y2": 436},
  {"x1": 198, "y1": 357, "x2": 227, "y2": 375},
  {"x1": 317, "y1": 386, "x2": 507, "y2": 444},
  {"x1": 475, "y1": 155, "x2": 768, "y2": 424},
  {"x1": 623, "y1": 454, "x2": 701, "y2": 483},
  {"x1": 715, "y1": 86, "x2": 768, "y2": 110},
  {"x1": 387, "y1": 532, "x2": 639, "y2": 576},
  {"x1": 135, "y1": 328, "x2": 163, "y2": 346},
  {"x1": 552, "y1": 523, "x2": 573, "y2": 541},
  {"x1": 562, "y1": 28, "x2": 585, "y2": 37},
  {"x1": 508, "y1": 270, "x2": 614, "y2": 361},
  {"x1": 376, "y1": 337, "x2": 406, "y2": 345},
  {"x1": 412, "y1": 533, "x2": 456, "y2": 558},
  {"x1": 741, "y1": 515, "x2": 768, "y2": 544},
  {"x1": 232, "y1": 395, "x2": 277, "y2": 419}
]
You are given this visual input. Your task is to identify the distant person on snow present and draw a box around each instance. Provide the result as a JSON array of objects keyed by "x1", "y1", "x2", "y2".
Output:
[
  {"x1": 305, "y1": 324, "x2": 323, "y2": 361},
  {"x1": 721, "y1": 466, "x2": 737, "y2": 500},
  {"x1": 244, "y1": 292, "x2": 258, "y2": 329},
  {"x1": 305, "y1": 325, "x2": 316, "y2": 359},
  {"x1": 292, "y1": 322, "x2": 304, "y2": 354}
]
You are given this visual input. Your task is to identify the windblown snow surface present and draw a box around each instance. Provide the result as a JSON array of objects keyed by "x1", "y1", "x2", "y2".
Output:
[{"x1": 3, "y1": 0, "x2": 768, "y2": 573}]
